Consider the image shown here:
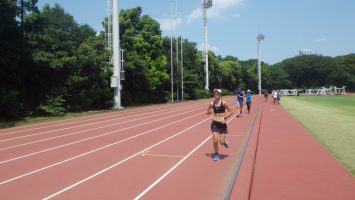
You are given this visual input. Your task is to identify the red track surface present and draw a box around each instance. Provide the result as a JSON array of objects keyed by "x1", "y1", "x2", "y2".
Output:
[
  {"x1": 231, "y1": 100, "x2": 355, "y2": 200},
  {"x1": 2, "y1": 96, "x2": 354, "y2": 200},
  {"x1": 0, "y1": 97, "x2": 261, "y2": 200}
]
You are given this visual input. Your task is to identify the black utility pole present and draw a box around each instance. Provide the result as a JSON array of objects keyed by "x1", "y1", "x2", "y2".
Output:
[{"x1": 20, "y1": 0, "x2": 26, "y2": 112}]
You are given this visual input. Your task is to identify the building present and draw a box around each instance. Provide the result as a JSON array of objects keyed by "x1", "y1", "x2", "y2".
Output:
[{"x1": 299, "y1": 49, "x2": 312, "y2": 56}]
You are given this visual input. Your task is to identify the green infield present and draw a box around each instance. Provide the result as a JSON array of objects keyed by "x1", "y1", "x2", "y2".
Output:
[{"x1": 281, "y1": 95, "x2": 355, "y2": 175}]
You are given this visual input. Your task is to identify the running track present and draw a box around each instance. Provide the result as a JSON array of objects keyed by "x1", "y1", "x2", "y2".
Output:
[{"x1": 0, "y1": 96, "x2": 262, "y2": 200}]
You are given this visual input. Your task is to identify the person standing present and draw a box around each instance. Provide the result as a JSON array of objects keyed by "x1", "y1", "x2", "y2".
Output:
[
  {"x1": 245, "y1": 89, "x2": 252, "y2": 114},
  {"x1": 236, "y1": 88, "x2": 244, "y2": 117},
  {"x1": 272, "y1": 90, "x2": 278, "y2": 105},
  {"x1": 206, "y1": 89, "x2": 233, "y2": 161}
]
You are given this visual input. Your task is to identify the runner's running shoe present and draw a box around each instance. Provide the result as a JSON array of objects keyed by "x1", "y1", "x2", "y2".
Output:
[{"x1": 213, "y1": 154, "x2": 220, "y2": 161}]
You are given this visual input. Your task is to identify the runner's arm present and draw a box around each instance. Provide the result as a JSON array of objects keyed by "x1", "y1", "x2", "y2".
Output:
[
  {"x1": 223, "y1": 100, "x2": 233, "y2": 119},
  {"x1": 206, "y1": 103, "x2": 213, "y2": 115}
]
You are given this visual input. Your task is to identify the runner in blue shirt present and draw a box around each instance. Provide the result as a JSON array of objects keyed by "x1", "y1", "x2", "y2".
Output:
[
  {"x1": 245, "y1": 89, "x2": 252, "y2": 114},
  {"x1": 236, "y1": 88, "x2": 244, "y2": 117}
]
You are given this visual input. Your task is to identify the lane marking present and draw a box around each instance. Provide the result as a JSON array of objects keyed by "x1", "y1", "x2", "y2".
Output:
[
  {"x1": 134, "y1": 98, "x2": 257, "y2": 200},
  {"x1": 0, "y1": 104, "x2": 180, "y2": 135},
  {"x1": 0, "y1": 103, "x2": 216, "y2": 161},
  {"x1": 0, "y1": 99, "x2": 217, "y2": 142},
  {"x1": 224, "y1": 100, "x2": 262, "y2": 200},
  {"x1": 0, "y1": 100, "x2": 236, "y2": 151},
  {"x1": 41, "y1": 102, "x2": 240, "y2": 200},
  {"x1": 40, "y1": 107, "x2": 220, "y2": 200},
  {"x1": 141, "y1": 153, "x2": 184, "y2": 158},
  {"x1": 0, "y1": 104, "x2": 241, "y2": 184},
  {"x1": 0, "y1": 99, "x2": 211, "y2": 135}
]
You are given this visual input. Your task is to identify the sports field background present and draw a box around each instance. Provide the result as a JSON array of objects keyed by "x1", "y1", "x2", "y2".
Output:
[{"x1": 281, "y1": 96, "x2": 355, "y2": 175}]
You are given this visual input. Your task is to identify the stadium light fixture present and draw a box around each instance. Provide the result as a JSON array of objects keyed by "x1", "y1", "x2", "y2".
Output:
[
  {"x1": 203, "y1": 0, "x2": 212, "y2": 90},
  {"x1": 257, "y1": 34, "x2": 265, "y2": 95}
]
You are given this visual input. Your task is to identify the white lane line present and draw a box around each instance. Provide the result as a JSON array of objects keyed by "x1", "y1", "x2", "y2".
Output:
[
  {"x1": 0, "y1": 98, "x2": 234, "y2": 151},
  {"x1": 135, "y1": 135, "x2": 212, "y2": 200},
  {"x1": 0, "y1": 106, "x2": 162, "y2": 135},
  {"x1": 0, "y1": 106, "x2": 220, "y2": 186},
  {"x1": 0, "y1": 101, "x2": 217, "y2": 151},
  {"x1": 40, "y1": 110, "x2": 217, "y2": 200},
  {"x1": 133, "y1": 101, "x2": 253, "y2": 199},
  {"x1": 0, "y1": 99, "x2": 208, "y2": 136},
  {"x1": 0, "y1": 100, "x2": 210, "y2": 142},
  {"x1": 0, "y1": 104, "x2": 211, "y2": 164}
]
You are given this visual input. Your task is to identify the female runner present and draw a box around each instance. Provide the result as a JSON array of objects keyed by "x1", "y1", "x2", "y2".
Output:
[{"x1": 206, "y1": 89, "x2": 233, "y2": 161}]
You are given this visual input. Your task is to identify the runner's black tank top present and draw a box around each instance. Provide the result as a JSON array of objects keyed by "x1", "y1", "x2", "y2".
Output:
[{"x1": 213, "y1": 100, "x2": 225, "y2": 113}]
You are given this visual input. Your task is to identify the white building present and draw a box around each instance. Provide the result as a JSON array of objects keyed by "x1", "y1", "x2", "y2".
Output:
[{"x1": 299, "y1": 49, "x2": 312, "y2": 56}]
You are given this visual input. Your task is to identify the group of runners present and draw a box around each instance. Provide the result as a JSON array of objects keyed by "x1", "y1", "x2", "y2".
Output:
[
  {"x1": 206, "y1": 88, "x2": 284, "y2": 161},
  {"x1": 206, "y1": 88, "x2": 281, "y2": 161},
  {"x1": 263, "y1": 90, "x2": 281, "y2": 105},
  {"x1": 206, "y1": 88, "x2": 253, "y2": 161}
]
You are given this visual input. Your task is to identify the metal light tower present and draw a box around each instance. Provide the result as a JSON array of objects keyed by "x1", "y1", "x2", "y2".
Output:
[
  {"x1": 170, "y1": 2, "x2": 174, "y2": 102},
  {"x1": 176, "y1": 0, "x2": 179, "y2": 101},
  {"x1": 257, "y1": 34, "x2": 265, "y2": 95},
  {"x1": 203, "y1": 0, "x2": 212, "y2": 90},
  {"x1": 111, "y1": 0, "x2": 123, "y2": 109},
  {"x1": 181, "y1": 37, "x2": 184, "y2": 100}
]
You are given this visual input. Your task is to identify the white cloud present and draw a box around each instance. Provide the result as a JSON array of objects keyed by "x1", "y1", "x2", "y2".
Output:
[
  {"x1": 232, "y1": 12, "x2": 240, "y2": 17},
  {"x1": 315, "y1": 37, "x2": 327, "y2": 43},
  {"x1": 159, "y1": 18, "x2": 182, "y2": 32},
  {"x1": 187, "y1": 0, "x2": 244, "y2": 22},
  {"x1": 198, "y1": 43, "x2": 220, "y2": 52},
  {"x1": 187, "y1": 8, "x2": 202, "y2": 23}
]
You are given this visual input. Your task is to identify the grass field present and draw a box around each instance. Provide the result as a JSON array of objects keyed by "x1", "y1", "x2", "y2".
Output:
[{"x1": 281, "y1": 96, "x2": 355, "y2": 175}]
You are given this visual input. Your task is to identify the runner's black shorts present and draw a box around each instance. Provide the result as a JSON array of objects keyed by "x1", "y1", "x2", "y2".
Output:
[{"x1": 211, "y1": 120, "x2": 228, "y2": 134}]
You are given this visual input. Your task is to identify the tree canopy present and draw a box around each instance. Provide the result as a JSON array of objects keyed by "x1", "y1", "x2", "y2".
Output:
[{"x1": 0, "y1": 2, "x2": 354, "y2": 120}]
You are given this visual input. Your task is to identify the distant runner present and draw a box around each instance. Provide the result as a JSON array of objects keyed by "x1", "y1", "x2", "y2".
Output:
[
  {"x1": 245, "y1": 89, "x2": 252, "y2": 114},
  {"x1": 272, "y1": 90, "x2": 278, "y2": 105},
  {"x1": 277, "y1": 90, "x2": 281, "y2": 104},
  {"x1": 206, "y1": 89, "x2": 233, "y2": 161},
  {"x1": 263, "y1": 90, "x2": 268, "y2": 102},
  {"x1": 236, "y1": 88, "x2": 244, "y2": 117}
]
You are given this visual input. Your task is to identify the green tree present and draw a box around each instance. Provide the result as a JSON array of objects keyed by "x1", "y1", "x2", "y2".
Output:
[
  {"x1": 25, "y1": 4, "x2": 110, "y2": 114},
  {"x1": 119, "y1": 7, "x2": 169, "y2": 105},
  {"x1": 0, "y1": 0, "x2": 23, "y2": 118}
]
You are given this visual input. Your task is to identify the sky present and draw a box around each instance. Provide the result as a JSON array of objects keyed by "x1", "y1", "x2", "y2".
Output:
[{"x1": 37, "y1": 0, "x2": 355, "y2": 64}]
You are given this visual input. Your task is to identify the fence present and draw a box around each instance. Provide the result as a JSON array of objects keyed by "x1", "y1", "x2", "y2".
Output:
[{"x1": 279, "y1": 86, "x2": 347, "y2": 96}]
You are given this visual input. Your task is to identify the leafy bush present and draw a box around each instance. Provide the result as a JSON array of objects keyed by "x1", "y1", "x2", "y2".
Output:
[
  {"x1": 37, "y1": 95, "x2": 66, "y2": 116},
  {"x1": 195, "y1": 89, "x2": 211, "y2": 99}
]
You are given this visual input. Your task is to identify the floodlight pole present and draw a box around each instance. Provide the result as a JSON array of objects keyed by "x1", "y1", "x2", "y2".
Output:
[
  {"x1": 176, "y1": 0, "x2": 179, "y2": 101},
  {"x1": 170, "y1": 2, "x2": 174, "y2": 102},
  {"x1": 112, "y1": 0, "x2": 122, "y2": 109},
  {"x1": 203, "y1": 0, "x2": 212, "y2": 90},
  {"x1": 181, "y1": 37, "x2": 184, "y2": 100},
  {"x1": 257, "y1": 34, "x2": 264, "y2": 95}
]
